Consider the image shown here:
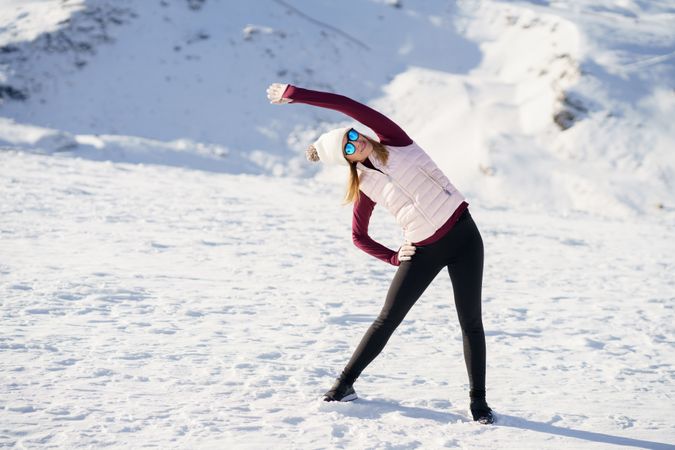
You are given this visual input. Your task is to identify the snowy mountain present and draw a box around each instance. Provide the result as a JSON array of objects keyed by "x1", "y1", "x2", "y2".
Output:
[
  {"x1": 1, "y1": 1, "x2": 674, "y2": 448},
  {"x1": 1, "y1": 0, "x2": 674, "y2": 218}
]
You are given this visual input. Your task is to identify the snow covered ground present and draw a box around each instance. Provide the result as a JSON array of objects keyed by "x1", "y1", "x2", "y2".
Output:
[
  {"x1": 2, "y1": 151, "x2": 674, "y2": 449},
  {"x1": 2, "y1": 0, "x2": 675, "y2": 448}
]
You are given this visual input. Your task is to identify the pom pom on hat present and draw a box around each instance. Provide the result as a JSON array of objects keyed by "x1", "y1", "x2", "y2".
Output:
[
  {"x1": 306, "y1": 145, "x2": 320, "y2": 162},
  {"x1": 312, "y1": 126, "x2": 351, "y2": 167}
]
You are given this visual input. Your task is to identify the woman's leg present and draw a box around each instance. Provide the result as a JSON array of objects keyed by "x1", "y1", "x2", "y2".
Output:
[
  {"x1": 446, "y1": 215, "x2": 486, "y2": 398},
  {"x1": 339, "y1": 248, "x2": 445, "y2": 385}
]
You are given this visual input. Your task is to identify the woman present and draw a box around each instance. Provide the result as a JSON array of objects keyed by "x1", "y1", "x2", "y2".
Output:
[{"x1": 266, "y1": 82, "x2": 494, "y2": 424}]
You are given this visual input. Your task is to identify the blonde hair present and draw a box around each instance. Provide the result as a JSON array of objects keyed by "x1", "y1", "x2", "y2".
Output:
[{"x1": 343, "y1": 136, "x2": 389, "y2": 204}]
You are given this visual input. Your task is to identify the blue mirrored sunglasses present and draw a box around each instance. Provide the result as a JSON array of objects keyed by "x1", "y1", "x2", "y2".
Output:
[{"x1": 344, "y1": 129, "x2": 360, "y2": 156}]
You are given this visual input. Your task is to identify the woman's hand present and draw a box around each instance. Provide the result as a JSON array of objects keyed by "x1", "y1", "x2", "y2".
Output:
[
  {"x1": 267, "y1": 83, "x2": 291, "y2": 104},
  {"x1": 398, "y1": 242, "x2": 416, "y2": 262}
]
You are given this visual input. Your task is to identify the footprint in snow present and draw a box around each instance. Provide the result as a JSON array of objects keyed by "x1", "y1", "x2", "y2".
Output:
[
  {"x1": 257, "y1": 351, "x2": 282, "y2": 360},
  {"x1": 282, "y1": 416, "x2": 304, "y2": 425}
]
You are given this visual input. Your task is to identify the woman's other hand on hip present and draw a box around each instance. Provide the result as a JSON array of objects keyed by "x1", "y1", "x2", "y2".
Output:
[{"x1": 398, "y1": 242, "x2": 416, "y2": 262}]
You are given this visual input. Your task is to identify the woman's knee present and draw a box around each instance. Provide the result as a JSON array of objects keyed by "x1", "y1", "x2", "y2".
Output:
[
  {"x1": 374, "y1": 310, "x2": 405, "y2": 330},
  {"x1": 458, "y1": 313, "x2": 484, "y2": 333}
]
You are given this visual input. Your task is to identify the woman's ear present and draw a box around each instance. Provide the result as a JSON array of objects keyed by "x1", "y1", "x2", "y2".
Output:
[{"x1": 306, "y1": 144, "x2": 320, "y2": 162}]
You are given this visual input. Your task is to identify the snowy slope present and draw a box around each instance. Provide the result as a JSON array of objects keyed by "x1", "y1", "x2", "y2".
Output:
[{"x1": 1, "y1": 0, "x2": 674, "y2": 217}]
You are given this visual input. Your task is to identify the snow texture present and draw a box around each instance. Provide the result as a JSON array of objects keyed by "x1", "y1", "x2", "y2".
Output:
[{"x1": 1, "y1": 0, "x2": 674, "y2": 448}]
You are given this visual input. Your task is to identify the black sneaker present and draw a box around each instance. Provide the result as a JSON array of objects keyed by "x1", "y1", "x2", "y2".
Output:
[
  {"x1": 323, "y1": 379, "x2": 358, "y2": 402},
  {"x1": 470, "y1": 398, "x2": 494, "y2": 424}
]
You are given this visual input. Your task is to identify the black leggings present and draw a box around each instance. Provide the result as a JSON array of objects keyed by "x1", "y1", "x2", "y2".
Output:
[{"x1": 339, "y1": 209, "x2": 487, "y2": 398}]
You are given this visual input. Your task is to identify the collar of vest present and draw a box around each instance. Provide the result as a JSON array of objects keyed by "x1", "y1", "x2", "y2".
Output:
[{"x1": 356, "y1": 154, "x2": 385, "y2": 172}]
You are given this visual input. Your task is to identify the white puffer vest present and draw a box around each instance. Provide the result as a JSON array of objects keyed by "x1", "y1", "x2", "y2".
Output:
[{"x1": 356, "y1": 141, "x2": 466, "y2": 243}]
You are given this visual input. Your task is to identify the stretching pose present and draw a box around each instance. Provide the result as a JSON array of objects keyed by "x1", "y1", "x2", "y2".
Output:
[{"x1": 267, "y1": 83, "x2": 494, "y2": 424}]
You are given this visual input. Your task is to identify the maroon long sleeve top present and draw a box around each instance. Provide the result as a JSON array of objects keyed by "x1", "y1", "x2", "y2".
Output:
[{"x1": 283, "y1": 85, "x2": 468, "y2": 266}]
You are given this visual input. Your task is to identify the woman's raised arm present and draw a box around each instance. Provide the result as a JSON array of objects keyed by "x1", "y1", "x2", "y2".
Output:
[{"x1": 266, "y1": 83, "x2": 412, "y2": 147}]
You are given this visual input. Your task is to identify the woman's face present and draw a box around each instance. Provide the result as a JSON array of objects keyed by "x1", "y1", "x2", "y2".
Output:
[{"x1": 341, "y1": 129, "x2": 374, "y2": 163}]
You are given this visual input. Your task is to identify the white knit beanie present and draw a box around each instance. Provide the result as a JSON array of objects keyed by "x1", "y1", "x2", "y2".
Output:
[{"x1": 312, "y1": 126, "x2": 351, "y2": 167}]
